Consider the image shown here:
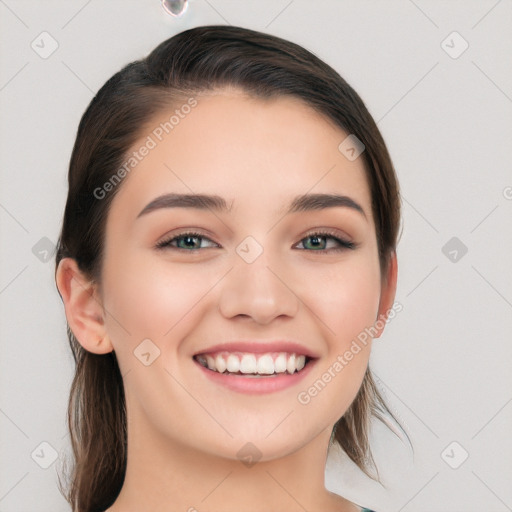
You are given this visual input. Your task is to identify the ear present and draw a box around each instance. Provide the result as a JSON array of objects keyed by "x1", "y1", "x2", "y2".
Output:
[
  {"x1": 55, "y1": 257, "x2": 113, "y2": 354},
  {"x1": 373, "y1": 250, "x2": 398, "y2": 339}
]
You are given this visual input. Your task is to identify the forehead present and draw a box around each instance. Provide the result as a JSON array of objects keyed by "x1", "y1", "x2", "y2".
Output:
[{"x1": 108, "y1": 89, "x2": 372, "y2": 222}]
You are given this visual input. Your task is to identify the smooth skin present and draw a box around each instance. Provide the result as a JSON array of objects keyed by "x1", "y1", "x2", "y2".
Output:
[{"x1": 56, "y1": 88, "x2": 397, "y2": 512}]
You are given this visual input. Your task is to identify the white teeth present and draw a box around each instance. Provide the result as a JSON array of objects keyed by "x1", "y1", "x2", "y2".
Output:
[
  {"x1": 206, "y1": 355, "x2": 215, "y2": 370},
  {"x1": 226, "y1": 354, "x2": 240, "y2": 373},
  {"x1": 195, "y1": 351, "x2": 310, "y2": 376},
  {"x1": 256, "y1": 354, "x2": 274, "y2": 374},
  {"x1": 239, "y1": 354, "x2": 257, "y2": 374},
  {"x1": 274, "y1": 353, "x2": 287, "y2": 373},
  {"x1": 286, "y1": 353, "x2": 296, "y2": 374},
  {"x1": 215, "y1": 354, "x2": 227, "y2": 373}
]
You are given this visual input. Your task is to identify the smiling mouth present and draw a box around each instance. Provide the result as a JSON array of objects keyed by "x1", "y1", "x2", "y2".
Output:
[{"x1": 193, "y1": 351, "x2": 314, "y2": 377}]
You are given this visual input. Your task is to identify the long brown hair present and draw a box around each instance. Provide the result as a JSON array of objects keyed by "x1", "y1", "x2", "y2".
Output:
[{"x1": 55, "y1": 25, "x2": 405, "y2": 512}]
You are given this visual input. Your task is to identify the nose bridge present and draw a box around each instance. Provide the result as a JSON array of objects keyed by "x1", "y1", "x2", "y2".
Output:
[{"x1": 217, "y1": 235, "x2": 299, "y2": 324}]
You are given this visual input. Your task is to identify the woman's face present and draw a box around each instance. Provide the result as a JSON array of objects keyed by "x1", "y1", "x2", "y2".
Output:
[{"x1": 97, "y1": 89, "x2": 393, "y2": 461}]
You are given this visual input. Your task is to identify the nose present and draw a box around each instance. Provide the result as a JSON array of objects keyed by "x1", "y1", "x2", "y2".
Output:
[{"x1": 218, "y1": 249, "x2": 300, "y2": 325}]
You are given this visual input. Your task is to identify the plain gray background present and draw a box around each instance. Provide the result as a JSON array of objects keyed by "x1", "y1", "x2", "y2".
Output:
[{"x1": 1, "y1": 1, "x2": 511, "y2": 510}]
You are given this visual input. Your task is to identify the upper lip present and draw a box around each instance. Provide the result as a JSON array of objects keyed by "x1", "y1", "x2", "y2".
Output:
[{"x1": 193, "y1": 340, "x2": 320, "y2": 359}]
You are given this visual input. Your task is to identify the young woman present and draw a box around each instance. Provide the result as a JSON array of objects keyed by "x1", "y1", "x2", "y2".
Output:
[{"x1": 54, "y1": 25, "x2": 403, "y2": 512}]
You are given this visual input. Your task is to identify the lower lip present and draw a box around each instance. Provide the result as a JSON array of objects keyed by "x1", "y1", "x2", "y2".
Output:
[{"x1": 193, "y1": 358, "x2": 317, "y2": 395}]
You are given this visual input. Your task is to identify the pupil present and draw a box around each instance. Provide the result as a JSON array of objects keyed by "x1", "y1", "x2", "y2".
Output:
[
  {"x1": 182, "y1": 236, "x2": 198, "y2": 249},
  {"x1": 308, "y1": 235, "x2": 324, "y2": 249}
]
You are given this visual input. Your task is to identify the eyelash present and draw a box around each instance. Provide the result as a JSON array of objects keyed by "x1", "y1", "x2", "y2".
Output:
[{"x1": 155, "y1": 229, "x2": 357, "y2": 253}]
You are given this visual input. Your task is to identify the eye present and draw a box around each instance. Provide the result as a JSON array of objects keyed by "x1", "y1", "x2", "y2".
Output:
[
  {"x1": 155, "y1": 231, "x2": 218, "y2": 251},
  {"x1": 294, "y1": 229, "x2": 356, "y2": 253}
]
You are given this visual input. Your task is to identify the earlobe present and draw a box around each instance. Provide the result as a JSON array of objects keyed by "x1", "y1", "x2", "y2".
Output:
[
  {"x1": 373, "y1": 251, "x2": 398, "y2": 339},
  {"x1": 55, "y1": 257, "x2": 113, "y2": 354}
]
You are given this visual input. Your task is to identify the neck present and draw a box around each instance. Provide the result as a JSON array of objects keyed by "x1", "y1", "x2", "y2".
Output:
[{"x1": 106, "y1": 411, "x2": 358, "y2": 512}]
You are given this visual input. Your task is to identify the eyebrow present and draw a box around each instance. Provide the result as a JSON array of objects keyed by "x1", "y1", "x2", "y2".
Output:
[{"x1": 136, "y1": 192, "x2": 367, "y2": 220}]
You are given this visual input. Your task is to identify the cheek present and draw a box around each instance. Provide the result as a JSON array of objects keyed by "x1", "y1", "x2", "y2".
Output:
[
  {"x1": 294, "y1": 255, "x2": 380, "y2": 413},
  {"x1": 299, "y1": 254, "x2": 382, "y2": 346},
  {"x1": 295, "y1": 294, "x2": 378, "y2": 426},
  {"x1": 101, "y1": 252, "x2": 219, "y2": 350}
]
